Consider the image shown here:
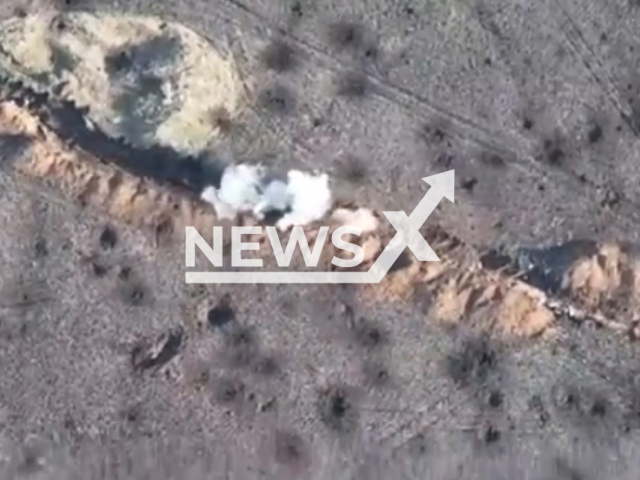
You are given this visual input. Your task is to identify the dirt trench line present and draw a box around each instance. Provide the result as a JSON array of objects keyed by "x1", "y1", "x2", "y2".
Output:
[{"x1": 6, "y1": 97, "x2": 635, "y2": 341}]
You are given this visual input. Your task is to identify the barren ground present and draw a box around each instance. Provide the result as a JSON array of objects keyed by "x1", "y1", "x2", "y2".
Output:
[{"x1": 1, "y1": 0, "x2": 640, "y2": 479}]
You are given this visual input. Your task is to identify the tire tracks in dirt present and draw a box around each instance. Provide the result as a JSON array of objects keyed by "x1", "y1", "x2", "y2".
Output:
[
  {"x1": 547, "y1": 0, "x2": 639, "y2": 136},
  {"x1": 174, "y1": 0, "x2": 640, "y2": 230}
]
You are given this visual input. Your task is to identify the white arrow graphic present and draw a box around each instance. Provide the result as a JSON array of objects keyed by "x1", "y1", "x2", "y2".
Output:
[
  {"x1": 186, "y1": 170, "x2": 454, "y2": 284},
  {"x1": 366, "y1": 169, "x2": 455, "y2": 282}
]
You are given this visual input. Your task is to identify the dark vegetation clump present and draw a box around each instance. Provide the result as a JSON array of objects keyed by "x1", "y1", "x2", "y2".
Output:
[
  {"x1": 261, "y1": 40, "x2": 297, "y2": 72},
  {"x1": 209, "y1": 107, "x2": 233, "y2": 135},
  {"x1": 587, "y1": 123, "x2": 603, "y2": 144},
  {"x1": 326, "y1": 22, "x2": 364, "y2": 50},
  {"x1": 207, "y1": 294, "x2": 235, "y2": 329},
  {"x1": 480, "y1": 151, "x2": 505, "y2": 168},
  {"x1": 92, "y1": 262, "x2": 108, "y2": 277},
  {"x1": 274, "y1": 430, "x2": 306, "y2": 465},
  {"x1": 351, "y1": 318, "x2": 388, "y2": 349},
  {"x1": 445, "y1": 336, "x2": 498, "y2": 387},
  {"x1": 363, "y1": 361, "x2": 390, "y2": 387},
  {"x1": 461, "y1": 177, "x2": 478, "y2": 193},
  {"x1": 131, "y1": 326, "x2": 183, "y2": 371},
  {"x1": 336, "y1": 72, "x2": 369, "y2": 97},
  {"x1": 488, "y1": 390, "x2": 504, "y2": 408},
  {"x1": 258, "y1": 84, "x2": 295, "y2": 114},
  {"x1": 542, "y1": 138, "x2": 565, "y2": 165},
  {"x1": 420, "y1": 124, "x2": 447, "y2": 144},
  {"x1": 223, "y1": 325, "x2": 260, "y2": 368},
  {"x1": 213, "y1": 377, "x2": 245, "y2": 404},
  {"x1": 120, "y1": 282, "x2": 147, "y2": 306},
  {"x1": 290, "y1": 1, "x2": 303, "y2": 18},
  {"x1": 253, "y1": 355, "x2": 280, "y2": 376},
  {"x1": 317, "y1": 385, "x2": 358, "y2": 433},
  {"x1": 34, "y1": 238, "x2": 47, "y2": 257},
  {"x1": 335, "y1": 155, "x2": 368, "y2": 184},
  {"x1": 99, "y1": 226, "x2": 117, "y2": 250},
  {"x1": 484, "y1": 426, "x2": 501, "y2": 444},
  {"x1": 0, "y1": 133, "x2": 33, "y2": 165}
]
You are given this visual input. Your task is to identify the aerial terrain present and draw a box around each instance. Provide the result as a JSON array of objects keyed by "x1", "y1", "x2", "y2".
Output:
[{"x1": 1, "y1": 0, "x2": 640, "y2": 478}]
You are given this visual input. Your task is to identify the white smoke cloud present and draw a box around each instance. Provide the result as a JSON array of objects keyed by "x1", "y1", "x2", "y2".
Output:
[{"x1": 200, "y1": 164, "x2": 333, "y2": 231}]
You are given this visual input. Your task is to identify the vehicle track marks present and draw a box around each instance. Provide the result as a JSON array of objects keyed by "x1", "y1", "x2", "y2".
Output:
[
  {"x1": 548, "y1": 0, "x2": 639, "y2": 137},
  {"x1": 175, "y1": 0, "x2": 640, "y2": 228}
]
